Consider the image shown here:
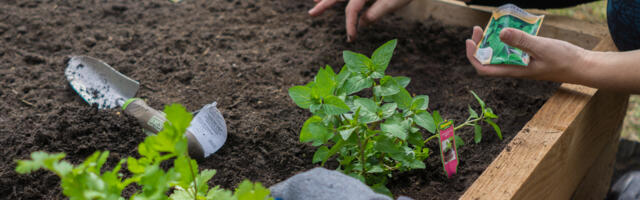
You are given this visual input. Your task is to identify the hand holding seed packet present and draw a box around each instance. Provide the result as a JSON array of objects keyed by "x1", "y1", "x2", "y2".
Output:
[{"x1": 474, "y1": 4, "x2": 544, "y2": 66}]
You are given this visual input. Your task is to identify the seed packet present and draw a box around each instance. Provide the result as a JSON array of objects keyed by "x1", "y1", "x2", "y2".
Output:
[
  {"x1": 475, "y1": 4, "x2": 544, "y2": 66},
  {"x1": 438, "y1": 120, "x2": 458, "y2": 178}
]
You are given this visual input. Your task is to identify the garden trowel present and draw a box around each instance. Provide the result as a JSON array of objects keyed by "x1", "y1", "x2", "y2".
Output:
[{"x1": 65, "y1": 56, "x2": 227, "y2": 159}]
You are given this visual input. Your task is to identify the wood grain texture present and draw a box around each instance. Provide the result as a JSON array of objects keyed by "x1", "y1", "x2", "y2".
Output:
[{"x1": 572, "y1": 132, "x2": 621, "y2": 200}]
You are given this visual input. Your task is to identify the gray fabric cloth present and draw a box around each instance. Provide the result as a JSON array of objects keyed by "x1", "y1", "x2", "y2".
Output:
[
  {"x1": 270, "y1": 167, "x2": 399, "y2": 200},
  {"x1": 611, "y1": 171, "x2": 640, "y2": 200}
]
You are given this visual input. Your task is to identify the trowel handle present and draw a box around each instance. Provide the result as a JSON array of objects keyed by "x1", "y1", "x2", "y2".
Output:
[
  {"x1": 122, "y1": 98, "x2": 206, "y2": 160},
  {"x1": 122, "y1": 98, "x2": 166, "y2": 134}
]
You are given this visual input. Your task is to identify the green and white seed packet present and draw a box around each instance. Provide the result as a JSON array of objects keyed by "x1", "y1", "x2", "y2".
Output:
[{"x1": 475, "y1": 4, "x2": 544, "y2": 66}]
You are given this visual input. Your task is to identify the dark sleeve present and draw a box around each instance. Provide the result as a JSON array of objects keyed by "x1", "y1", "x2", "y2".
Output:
[{"x1": 466, "y1": 0, "x2": 600, "y2": 9}]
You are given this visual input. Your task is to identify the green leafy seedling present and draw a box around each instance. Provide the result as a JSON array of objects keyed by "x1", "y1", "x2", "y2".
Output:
[
  {"x1": 458, "y1": 91, "x2": 502, "y2": 144},
  {"x1": 288, "y1": 39, "x2": 501, "y2": 195},
  {"x1": 16, "y1": 104, "x2": 273, "y2": 200}
]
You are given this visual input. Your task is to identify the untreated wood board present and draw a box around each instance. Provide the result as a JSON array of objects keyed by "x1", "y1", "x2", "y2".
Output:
[
  {"x1": 572, "y1": 132, "x2": 621, "y2": 200},
  {"x1": 459, "y1": 83, "x2": 593, "y2": 199}
]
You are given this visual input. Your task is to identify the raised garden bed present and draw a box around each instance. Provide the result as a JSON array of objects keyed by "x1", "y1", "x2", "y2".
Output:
[
  {"x1": 0, "y1": 0, "x2": 626, "y2": 199},
  {"x1": 400, "y1": 0, "x2": 629, "y2": 199}
]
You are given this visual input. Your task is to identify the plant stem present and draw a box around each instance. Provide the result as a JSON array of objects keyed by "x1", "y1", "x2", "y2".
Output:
[
  {"x1": 186, "y1": 155, "x2": 198, "y2": 200},
  {"x1": 384, "y1": 164, "x2": 399, "y2": 171},
  {"x1": 356, "y1": 130, "x2": 367, "y2": 175},
  {"x1": 453, "y1": 113, "x2": 484, "y2": 131},
  {"x1": 361, "y1": 138, "x2": 368, "y2": 175},
  {"x1": 424, "y1": 134, "x2": 439, "y2": 144},
  {"x1": 372, "y1": 82, "x2": 378, "y2": 102}
]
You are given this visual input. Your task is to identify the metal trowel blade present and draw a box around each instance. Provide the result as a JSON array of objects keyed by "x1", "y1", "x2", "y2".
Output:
[{"x1": 65, "y1": 56, "x2": 139, "y2": 109}]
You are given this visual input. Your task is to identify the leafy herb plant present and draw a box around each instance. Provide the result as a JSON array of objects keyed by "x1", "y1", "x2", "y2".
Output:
[
  {"x1": 16, "y1": 104, "x2": 272, "y2": 200},
  {"x1": 288, "y1": 39, "x2": 501, "y2": 194}
]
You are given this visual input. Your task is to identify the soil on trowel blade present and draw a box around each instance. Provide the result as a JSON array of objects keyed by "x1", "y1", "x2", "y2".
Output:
[{"x1": 0, "y1": 0, "x2": 558, "y2": 199}]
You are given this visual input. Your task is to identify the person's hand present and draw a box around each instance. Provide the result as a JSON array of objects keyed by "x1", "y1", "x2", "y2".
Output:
[
  {"x1": 308, "y1": 0, "x2": 413, "y2": 42},
  {"x1": 465, "y1": 26, "x2": 589, "y2": 83}
]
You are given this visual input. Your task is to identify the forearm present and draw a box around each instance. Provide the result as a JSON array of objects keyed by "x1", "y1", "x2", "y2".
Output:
[
  {"x1": 466, "y1": 0, "x2": 599, "y2": 9},
  {"x1": 573, "y1": 50, "x2": 640, "y2": 94}
]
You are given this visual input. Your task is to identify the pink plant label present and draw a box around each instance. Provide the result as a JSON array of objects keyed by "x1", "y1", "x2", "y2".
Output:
[{"x1": 438, "y1": 120, "x2": 458, "y2": 178}]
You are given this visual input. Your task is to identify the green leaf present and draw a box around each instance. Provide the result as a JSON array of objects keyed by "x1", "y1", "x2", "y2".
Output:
[
  {"x1": 371, "y1": 39, "x2": 397, "y2": 74},
  {"x1": 341, "y1": 74, "x2": 373, "y2": 95},
  {"x1": 170, "y1": 187, "x2": 194, "y2": 200},
  {"x1": 196, "y1": 169, "x2": 217, "y2": 196},
  {"x1": 53, "y1": 161, "x2": 73, "y2": 177},
  {"x1": 138, "y1": 142, "x2": 158, "y2": 160},
  {"x1": 339, "y1": 127, "x2": 356, "y2": 140},
  {"x1": 474, "y1": 124, "x2": 482, "y2": 143},
  {"x1": 343, "y1": 50, "x2": 372, "y2": 73},
  {"x1": 379, "y1": 103, "x2": 397, "y2": 119},
  {"x1": 373, "y1": 76, "x2": 401, "y2": 97},
  {"x1": 127, "y1": 157, "x2": 145, "y2": 174},
  {"x1": 486, "y1": 118, "x2": 502, "y2": 140},
  {"x1": 353, "y1": 98, "x2": 377, "y2": 113},
  {"x1": 174, "y1": 156, "x2": 198, "y2": 188},
  {"x1": 369, "y1": 71, "x2": 385, "y2": 79},
  {"x1": 164, "y1": 104, "x2": 193, "y2": 136},
  {"x1": 309, "y1": 103, "x2": 323, "y2": 114},
  {"x1": 314, "y1": 66, "x2": 336, "y2": 98},
  {"x1": 206, "y1": 186, "x2": 235, "y2": 200},
  {"x1": 353, "y1": 98, "x2": 379, "y2": 123},
  {"x1": 411, "y1": 95, "x2": 429, "y2": 111},
  {"x1": 367, "y1": 165, "x2": 384, "y2": 173},
  {"x1": 407, "y1": 131, "x2": 424, "y2": 147},
  {"x1": 390, "y1": 88, "x2": 412, "y2": 110},
  {"x1": 432, "y1": 110, "x2": 443, "y2": 126},
  {"x1": 234, "y1": 180, "x2": 272, "y2": 200},
  {"x1": 468, "y1": 105, "x2": 478, "y2": 118},
  {"x1": 414, "y1": 111, "x2": 436, "y2": 134},
  {"x1": 393, "y1": 76, "x2": 410, "y2": 88},
  {"x1": 323, "y1": 95, "x2": 350, "y2": 115},
  {"x1": 138, "y1": 165, "x2": 172, "y2": 198},
  {"x1": 15, "y1": 152, "x2": 66, "y2": 174},
  {"x1": 470, "y1": 90, "x2": 485, "y2": 110},
  {"x1": 484, "y1": 107, "x2": 498, "y2": 119},
  {"x1": 288, "y1": 86, "x2": 313, "y2": 109},
  {"x1": 455, "y1": 135, "x2": 464, "y2": 150},
  {"x1": 407, "y1": 159, "x2": 426, "y2": 169},
  {"x1": 371, "y1": 183, "x2": 393, "y2": 197},
  {"x1": 381, "y1": 119, "x2": 409, "y2": 140},
  {"x1": 300, "y1": 116, "x2": 332, "y2": 145},
  {"x1": 312, "y1": 146, "x2": 330, "y2": 164},
  {"x1": 374, "y1": 136, "x2": 403, "y2": 155},
  {"x1": 322, "y1": 140, "x2": 345, "y2": 166},
  {"x1": 335, "y1": 66, "x2": 351, "y2": 90},
  {"x1": 174, "y1": 139, "x2": 188, "y2": 157},
  {"x1": 95, "y1": 151, "x2": 109, "y2": 173}
]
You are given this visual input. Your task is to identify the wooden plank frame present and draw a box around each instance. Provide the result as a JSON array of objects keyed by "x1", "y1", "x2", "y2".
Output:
[{"x1": 398, "y1": 0, "x2": 629, "y2": 199}]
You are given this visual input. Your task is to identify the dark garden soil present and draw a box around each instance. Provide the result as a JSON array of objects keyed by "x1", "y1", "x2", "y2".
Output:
[{"x1": 0, "y1": 0, "x2": 559, "y2": 199}]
